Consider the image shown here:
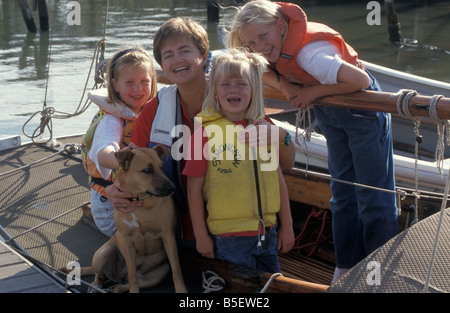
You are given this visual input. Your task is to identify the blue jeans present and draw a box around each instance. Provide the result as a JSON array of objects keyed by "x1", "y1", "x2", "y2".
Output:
[
  {"x1": 312, "y1": 71, "x2": 399, "y2": 268},
  {"x1": 213, "y1": 226, "x2": 281, "y2": 273}
]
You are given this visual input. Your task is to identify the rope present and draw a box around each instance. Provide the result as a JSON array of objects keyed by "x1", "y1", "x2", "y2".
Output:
[
  {"x1": 429, "y1": 94, "x2": 448, "y2": 175},
  {"x1": 423, "y1": 164, "x2": 450, "y2": 293},
  {"x1": 22, "y1": 0, "x2": 110, "y2": 144},
  {"x1": 260, "y1": 273, "x2": 283, "y2": 293},
  {"x1": 202, "y1": 270, "x2": 225, "y2": 293},
  {"x1": 292, "y1": 165, "x2": 449, "y2": 208},
  {"x1": 6, "y1": 201, "x2": 89, "y2": 243},
  {"x1": 396, "y1": 89, "x2": 422, "y2": 224},
  {"x1": 22, "y1": 39, "x2": 107, "y2": 144},
  {"x1": 294, "y1": 107, "x2": 313, "y2": 175},
  {"x1": 294, "y1": 208, "x2": 332, "y2": 256}
]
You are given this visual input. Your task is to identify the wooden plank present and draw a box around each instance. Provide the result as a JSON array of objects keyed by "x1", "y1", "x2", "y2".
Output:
[
  {"x1": 283, "y1": 168, "x2": 332, "y2": 209},
  {"x1": 0, "y1": 241, "x2": 69, "y2": 293},
  {"x1": 179, "y1": 246, "x2": 329, "y2": 293}
]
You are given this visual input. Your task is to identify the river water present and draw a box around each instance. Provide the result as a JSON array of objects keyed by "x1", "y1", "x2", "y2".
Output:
[{"x1": 1, "y1": 0, "x2": 449, "y2": 143}]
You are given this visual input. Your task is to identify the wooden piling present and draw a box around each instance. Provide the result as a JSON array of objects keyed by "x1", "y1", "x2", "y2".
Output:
[
  {"x1": 206, "y1": 0, "x2": 219, "y2": 23},
  {"x1": 385, "y1": 0, "x2": 402, "y2": 43},
  {"x1": 18, "y1": 0, "x2": 37, "y2": 33},
  {"x1": 37, "y1": 0, "x2": 49, "y2": 32}
]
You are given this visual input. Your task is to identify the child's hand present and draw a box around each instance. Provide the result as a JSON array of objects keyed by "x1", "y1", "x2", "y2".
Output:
[
  {"x1": 196, "y1": 235, "x2": 215, "y2": 259},
  {"x1": 277, "y1": 225, "x2": 295, "y2": 254},
  {"x1": 279, "y1": 81, "x2": 315, "y2": 109}
]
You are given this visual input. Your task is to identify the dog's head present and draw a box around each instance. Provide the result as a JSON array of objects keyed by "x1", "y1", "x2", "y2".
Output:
[{"x1": 115, "y1": 146, "x2": 175, "y2": 198}]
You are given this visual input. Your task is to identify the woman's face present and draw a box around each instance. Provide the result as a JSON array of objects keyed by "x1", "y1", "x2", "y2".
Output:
[
  {"x1": 240, "y1": 19, "x2": 286, "y2": 63},
  {"x1": 159, "y1": 37, "x2": 207, "y2": 86}
]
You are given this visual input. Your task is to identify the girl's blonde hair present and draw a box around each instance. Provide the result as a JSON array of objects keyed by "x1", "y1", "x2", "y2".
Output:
[
  {"x1": 106, "y1": 46, "x2": 158, "y2": 105},
  {"x1": 226, "y1": 0, "x2": 286, "y2": 49},
  {"x1": 202, "y1": 48, "x2": 268, "y2": 120}
]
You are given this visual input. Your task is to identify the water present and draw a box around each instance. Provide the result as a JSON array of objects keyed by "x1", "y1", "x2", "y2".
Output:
[{"x1": 1, "y1": 0, "x2": 449, "y2": 143}]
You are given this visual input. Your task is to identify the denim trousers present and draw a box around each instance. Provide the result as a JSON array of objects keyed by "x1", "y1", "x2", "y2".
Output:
[
  {"x1": 312, "y1": 73, "x2": 399, "y2": 268},
  {"x1": 213, "y1": 226, "x2": 281, "y2": 273}
]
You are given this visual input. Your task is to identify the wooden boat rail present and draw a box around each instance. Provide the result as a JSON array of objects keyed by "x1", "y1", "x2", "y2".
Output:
[{"x1": 157, "y1": 69, "x2": 450, "y2": 121}]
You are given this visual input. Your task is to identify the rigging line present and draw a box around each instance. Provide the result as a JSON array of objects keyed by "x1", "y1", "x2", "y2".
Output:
[
  {"x1": 22, "y1": 1, "x2": 111, "y2": 143},
  {"x1": 54, "y1": 0, "x2": 110, "y2": 119},
  {"x1": 6, "y1": 202, "x2": 89, "y2": 243},
  {"x1": 0, "y1": 149, "x2": 63, "y2": 178},
  {"x1": 396, "y1": 89, "x2": 422, "y2": 224},
  {"x1": 291, "y1": 165, "x2": 448, "y2": 202},
  {"x1": 423, "y1": 164, "x2": 450, "y2": 293},
  {"x1": 294, "y1": 107, "x2": 312, "y2": 175},
  {"x1": 103, "y1": 0, "x2": 110, "y2": 39},
  {"x1": 0, "y1": 143, "x2": 79, "y2": 177},
  {"x1": 52, "y1": 0, "x2": 110, "y2": 118},
  {"x1": 429, "y1": 94, "x2": 447, "y2": 174},
  {"x1": 41, "y1": 0, "x2": 58, "y2": 110}
]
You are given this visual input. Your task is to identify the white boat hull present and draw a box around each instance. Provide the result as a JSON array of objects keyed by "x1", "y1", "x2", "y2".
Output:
[
  {"x1": 274, "y1": 119, "x2": 449, "y2": 193},
  {"x1": 270, "y1": 60, "x2": 450, "y2": 193}
]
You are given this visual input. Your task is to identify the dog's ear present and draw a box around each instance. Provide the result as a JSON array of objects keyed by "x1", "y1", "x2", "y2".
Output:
[
  {"x1": 152, "y1": 145, "x2": 170, "y2": 161},
  {"x1": 115, "y1": 149, "x2": 134, "y2": 171}
]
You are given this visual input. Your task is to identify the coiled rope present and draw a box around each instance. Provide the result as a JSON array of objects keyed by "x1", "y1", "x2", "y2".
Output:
[
  {"x1": 429, "y1": 94, "x2": 449, "y2": 174},
  {"x1": 294, "y1": 107, "x2": 313, "y2": 175},
  {"x1": 395, "y1": 89, "x2": 421, "y2": 224},
  {"x1": 22, "y1": 0, "x2": 110, "y2": 144},
  {"x1": 202, "y1": 270, "x2": 225, "y2": 293}
]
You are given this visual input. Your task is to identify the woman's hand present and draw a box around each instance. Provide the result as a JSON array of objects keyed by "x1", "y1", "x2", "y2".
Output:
[{"x1": 104, "y1": 182, "x2": 143, "y2": 213}]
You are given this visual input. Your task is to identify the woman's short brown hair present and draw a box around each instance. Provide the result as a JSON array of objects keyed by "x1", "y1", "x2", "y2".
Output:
[{"x1": 153, "y1": 18, "x2": 209, "y2": 69}]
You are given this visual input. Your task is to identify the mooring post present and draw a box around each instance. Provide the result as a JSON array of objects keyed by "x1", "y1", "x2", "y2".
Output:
[
  {"x1": 18, "y1": 0, "x2": 37, "y2": 33},
  {"x1": 385, "y1": 0, "x2": 402, "y2": 43},
  {"x1": 37, "y1": 0, "x2": 49, "y2": 32}
]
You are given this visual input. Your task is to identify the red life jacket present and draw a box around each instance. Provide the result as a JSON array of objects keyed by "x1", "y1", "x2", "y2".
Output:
[{"x1": 273, "y1": 2, "x2": 361, "y2": 85}]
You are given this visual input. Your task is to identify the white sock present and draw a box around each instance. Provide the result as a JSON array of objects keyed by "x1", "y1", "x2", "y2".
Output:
[{"x1": 331, "y1": 267, "x2": 349, "y2": 284}]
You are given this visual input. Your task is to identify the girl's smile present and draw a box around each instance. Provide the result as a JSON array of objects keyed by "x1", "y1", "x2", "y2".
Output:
[
  {"x1": 112, "y1": 64, "x2": 152, "y2": 113},
  {"x1": 217, "y1": 75, "x2": 252, "y2": 122},
  {"x1": 240, "y1": 19, "x2": 286, "y2": 63}
]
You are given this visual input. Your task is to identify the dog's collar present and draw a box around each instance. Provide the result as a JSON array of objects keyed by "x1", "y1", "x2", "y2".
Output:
[
  {"x1": 127, "y1": 192, "x2": 152, "y2": 202},
  {"x1": 127, "y1": 190, "x2": 170, "y2": 202}
]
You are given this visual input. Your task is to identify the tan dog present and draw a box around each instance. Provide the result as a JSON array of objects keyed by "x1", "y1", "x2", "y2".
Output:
[{"x1": 79, "y1": 146, "x2": 187, "y2": 293}]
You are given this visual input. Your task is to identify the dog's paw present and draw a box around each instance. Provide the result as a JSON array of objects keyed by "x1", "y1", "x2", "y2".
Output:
[{"x1": 113, "y1": 284, "x2": 130, "y2": 293}]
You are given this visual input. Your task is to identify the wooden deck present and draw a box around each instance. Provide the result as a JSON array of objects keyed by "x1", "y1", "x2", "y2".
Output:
[{"x1": 0, "y1": 240, "x2": 69, "y2": 293}]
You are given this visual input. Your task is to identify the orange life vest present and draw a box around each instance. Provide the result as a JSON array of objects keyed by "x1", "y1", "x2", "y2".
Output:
[
  {"x1": 273, "y1": 2, "x2": 361, "y2": 85},
  {"x1": 81, "y1": 110, "x2": 135, "y2": 197}
]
